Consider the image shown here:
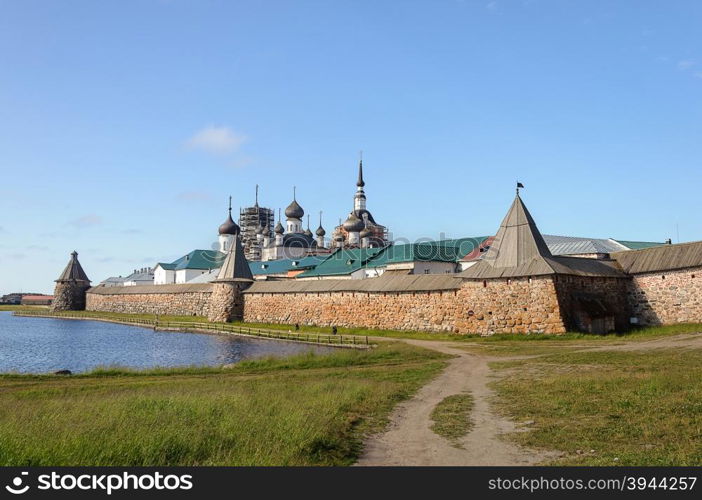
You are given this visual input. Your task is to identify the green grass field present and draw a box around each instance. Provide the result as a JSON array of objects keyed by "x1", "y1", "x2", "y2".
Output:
[
  {"x1": 4, "y1": 306, "x2": 702, "y2": 465},
  {"x1": 0, "y1": 342, "x2": 447, "y2": 466},
  {"x1": 491, "y1": 348, "x2": 702, "y2": 465}
]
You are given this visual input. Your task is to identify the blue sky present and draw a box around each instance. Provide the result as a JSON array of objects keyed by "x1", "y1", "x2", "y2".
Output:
[{"x1": 1, "y1": 0, "x2": 700, "y2": 294}]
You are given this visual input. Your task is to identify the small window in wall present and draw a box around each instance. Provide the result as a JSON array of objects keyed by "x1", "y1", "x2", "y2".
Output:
[
  {"x1": 483, "y1": 280, "x2": 487, "y2": 288},
  {"x1": 662, "y1": 275, "x2": 666, "y2": 280},
  {"x1": 692, "y1": 274, "x2": 696, "y2": 279},
  {"x1": 424, "y1": 269, "x2": 430, "y2": 274}
]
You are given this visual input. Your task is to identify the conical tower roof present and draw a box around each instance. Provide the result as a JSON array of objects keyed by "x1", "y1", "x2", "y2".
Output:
[
  {"x1": 481, "y1": 193, "x2": 552, "y2": 268},
  {"x1": 56, "y1": 251, "x2": 90, "y2": 282},
  {"x1": 460, "y1": 192, "x2": 624, "y2": 279},
  {"x1": 460, "y1": 193, "x2": 555, "y2": 278},
  {"x1": 213, "y1": 236, "x2": 253, "y2": 282}
]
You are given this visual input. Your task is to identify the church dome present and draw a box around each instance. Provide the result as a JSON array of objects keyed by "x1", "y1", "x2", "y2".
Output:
[
  {"x1": 316, "y1": 225, "x2": 326, "y2": 236},
  {"x1": 343, "y1": 212, "x2": 364, "y2": 232},
  {"x1": 218, "y1": 213, "x2": 240, "y2": 236},
  {"x1": 285, "y1": 199, "x2": 304, "y2": 219},
  {"x1": 274, "y1": 221, "x2": 285, "y2": 234},
  {"x1": 303, "y1": 228, "x2": 313, "y2": 237}
]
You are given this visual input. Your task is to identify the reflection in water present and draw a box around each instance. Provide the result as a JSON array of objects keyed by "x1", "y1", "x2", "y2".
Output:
[{"x1": 0, "y1": 312, "x2": 336, "y2": 374}]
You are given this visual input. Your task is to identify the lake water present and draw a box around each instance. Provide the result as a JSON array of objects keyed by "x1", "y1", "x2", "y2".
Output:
[{"x1": 0, "y1": 312, "x2": 336, "y2": 374}]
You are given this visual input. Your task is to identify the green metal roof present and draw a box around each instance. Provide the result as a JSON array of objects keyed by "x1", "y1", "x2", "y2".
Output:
[
  {"x1": 613, "y1": 240, "x2": 666, "y2": 250},
  {"x1": 297, "y1": 247, "x2": 385, "y2": 277},
  {"x1": 249, "y1": 255, "x2": 326, "y2": 276},
  {"x1": 366, "y1": 237, "x2": 488, "y2": 268},
  {"x1": 170, "y1": 250, "x2": 227, "y2": 270},
  {"x1": 296, "y1": 238, "x2": 487, "y2": 277},
  {"x1": 155, "y1": 262, "x2": 177, "y2": 271}
]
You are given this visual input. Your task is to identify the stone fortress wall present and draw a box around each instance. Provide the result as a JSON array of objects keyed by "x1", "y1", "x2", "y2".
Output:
[
  {"x1": 83, "y1": 263, "x2": 702, "y2": 335},
  {"x1": 242, "y1": 276, "x2": 567, "y2": 334},
  {"x1": 626, "y1": 268, "x2": 702, "y2": 326},
  {"x1": 86, "y1": 284, "x2": 213, "y2": 317}
]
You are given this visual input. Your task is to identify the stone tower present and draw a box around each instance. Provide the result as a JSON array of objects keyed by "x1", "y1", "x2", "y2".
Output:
[
  {"x1": 208, "y1": 220, "x2": 254, "y2": 323},
  {"x1": 51, "y1": 251, "x2": 91, "y2": 311}
]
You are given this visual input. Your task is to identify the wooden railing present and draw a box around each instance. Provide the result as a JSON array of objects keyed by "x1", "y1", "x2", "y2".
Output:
[{"x1": 12, "y1": 311, "x2": 370, "y2": 347}]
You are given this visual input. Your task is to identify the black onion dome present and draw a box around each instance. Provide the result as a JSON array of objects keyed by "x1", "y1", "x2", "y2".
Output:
[
  {"x1": 285, "y1": 199, "x2": 304, "y2": 219},
  {"x1": 343, "y1": 212, "x2": 364, "y2": 232},
  {"x1": 281, "y1": 232, "x2": 317, "y2": 248},
  {"x1": 219, "y1": 213, "x2": 240, "y2": 235},
  {"x1": 354, "y1": 209, "x2": 376, "y2": 224},
  {"x1": 274, "y1": 221, "x2": 285, "y2": 234},
  {"x1": 304, "y1": 228, "x2": 313, "y2": 237},
  {"x1": 316, "y1": 225, "x2": 326, "y2": 236}
]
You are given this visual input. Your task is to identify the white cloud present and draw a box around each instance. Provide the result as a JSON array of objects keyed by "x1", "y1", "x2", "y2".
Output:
[
  {"x1": 69, "y1": 215, "x2": 103, "y2": 228},
  {"x1": 185, "y1": 126, "x2": 247, "y2": 155},
  {"x1": 677, "y1": 59, "x2": 696, "y2": 70}
]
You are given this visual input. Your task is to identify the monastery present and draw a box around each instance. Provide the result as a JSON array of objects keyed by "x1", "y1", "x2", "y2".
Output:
[{"x1": 51, "y1": 185, "x2": 702, "y2": 335}]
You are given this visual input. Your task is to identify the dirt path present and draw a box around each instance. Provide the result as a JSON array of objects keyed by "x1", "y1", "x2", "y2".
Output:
[
  {"x1": 356, "y1": 339, "x2": 558, "y2": 466},
  {"x1": 357, "y1": 332, "x2": 702, "y2": 466}
]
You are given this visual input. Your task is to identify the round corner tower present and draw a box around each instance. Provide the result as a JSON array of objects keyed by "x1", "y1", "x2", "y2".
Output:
[
  {"x1": 207, "y1": 206, "x2": 254, "y2": 323},
  {"x1": 51, "y1": 251, "x2": 91, "y2": 311}
]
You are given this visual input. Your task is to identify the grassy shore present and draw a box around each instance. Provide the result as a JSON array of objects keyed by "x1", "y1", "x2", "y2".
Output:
[
  {"x1": 0, "y1": 305, "x2": 49, "y2": 312},
  {"x1": 9, "y1": 307, "x2": 702, "y2": 343},
  {"x1": 0, "y1": 342, "x2": 447, "y2": 466},
  {"x1": 491, "y1": 348, "x2": 702, "y2": 465}
]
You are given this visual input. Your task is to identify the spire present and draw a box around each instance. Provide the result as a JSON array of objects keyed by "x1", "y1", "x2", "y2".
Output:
[
  {"x1": 56, "y1": 251, "x2": 90, "y2": 282},
  {"x1": 316, "y1": 210, "x2": 326, "y2": 236},
  {"x1": 304, "y1": 214, "x2": 313, "y2": 236},
  {"x1": 356, "y1": 151, "x2": 365, "y2": 188},
  {"x1": 213, "y1": 235, "x2": 253, "y2": 282},
  {"x1": 285, "y1": 187, "x2": 304, "y2": 219},
  {"x1": 255, "y1": 184, "x2": 259, "y2": 207},
  {"x1": 219, "y1": 196, "x2": 240, "y2": 236},
  {"x1": 274, "y1": 208, "x2": 284, "y2": 234}
]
